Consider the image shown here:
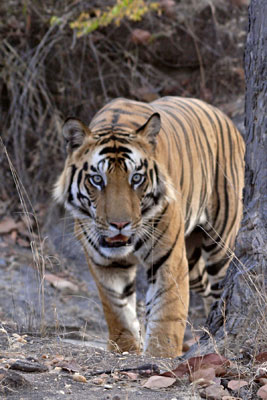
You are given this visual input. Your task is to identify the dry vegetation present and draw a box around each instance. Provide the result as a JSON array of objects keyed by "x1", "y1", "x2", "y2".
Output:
[
  {"x1": 3, "y1": 2, "x2": 266, "y2": 399},
  {"x1": 0, "y1": 0, "x2": 247, "y2": 215}
]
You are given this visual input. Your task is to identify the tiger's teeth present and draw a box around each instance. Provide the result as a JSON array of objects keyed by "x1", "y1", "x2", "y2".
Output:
[{"x1": 106, "y1": 234, "x2": 129, "y2": 243}]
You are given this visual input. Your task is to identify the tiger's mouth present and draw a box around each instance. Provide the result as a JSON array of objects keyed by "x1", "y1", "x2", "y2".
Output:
[{"x1": 100, "y1": 234, "x2": 132, "y2": 248}]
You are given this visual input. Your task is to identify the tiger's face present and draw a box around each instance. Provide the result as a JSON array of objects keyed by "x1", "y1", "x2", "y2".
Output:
[{"x1": 54, "y1": 114, "x2": 171, "y2": 260}]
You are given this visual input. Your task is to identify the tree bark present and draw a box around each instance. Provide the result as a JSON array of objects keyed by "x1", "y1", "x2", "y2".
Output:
[{"x1": 186, "y1": 0, "x2": 267, "y2": 357}]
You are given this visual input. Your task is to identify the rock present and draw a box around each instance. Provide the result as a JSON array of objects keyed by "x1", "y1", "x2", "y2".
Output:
[{"x1": 0, "y1": 368, "x2": 31, "y2": 393}]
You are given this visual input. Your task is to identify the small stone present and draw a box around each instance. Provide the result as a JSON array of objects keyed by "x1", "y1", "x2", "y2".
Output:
[
  {"x1": 73, "y1": 373, "x2": 87, "y2": 383},
  {"x1": 104, "y1": 384, "x2": 113, "y2": 389}
]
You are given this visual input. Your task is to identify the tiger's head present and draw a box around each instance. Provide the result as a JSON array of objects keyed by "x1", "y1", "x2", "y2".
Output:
[{"x1": 54, "y1": 113, "x2": 175, "y2": 260}]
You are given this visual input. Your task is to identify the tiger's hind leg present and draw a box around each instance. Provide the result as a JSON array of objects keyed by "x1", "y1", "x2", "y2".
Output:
[
  {"x1": 186, "y1": 227, "x2": 212, "y2": 316},
  {"x1": 187, "y1": 222, "x2": 241, "y2": 316},
  {"x1": 200, "y1": 219, "x2": 240, "y2": 314}
]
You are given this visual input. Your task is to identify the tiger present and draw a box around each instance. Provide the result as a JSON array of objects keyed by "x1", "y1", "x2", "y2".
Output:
[{"x1": 54, "y1": 96, "x2": 245, "y2": 358}]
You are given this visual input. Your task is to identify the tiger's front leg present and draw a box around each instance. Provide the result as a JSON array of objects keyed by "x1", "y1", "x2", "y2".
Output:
[
  {"x1": 85, "y1": 255, "x2": 142, "y2": 353},
  {"x1": 143, "y1": 233, "x2": 189, "y2": 358}
]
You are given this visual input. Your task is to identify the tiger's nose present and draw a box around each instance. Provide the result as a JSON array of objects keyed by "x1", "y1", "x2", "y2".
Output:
[{"x1": 109, "y1": 221, "x2": 130, "y2": 230}]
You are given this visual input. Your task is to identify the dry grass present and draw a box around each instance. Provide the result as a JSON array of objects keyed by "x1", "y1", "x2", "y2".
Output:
[{"x1": 0, "y1": 0, "x2": 247, "y2": 212}]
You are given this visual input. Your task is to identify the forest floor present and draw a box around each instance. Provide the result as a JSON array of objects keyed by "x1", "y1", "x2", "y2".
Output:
[
  {"x1": 2, "y1": 2, "x2": 263, "y2": 398},
  {"x1": 1, "y1": 202, "x2": 265, "y2": 400},
  {"x1": 0, "y1": 221, "x2": 205, "y2": 400}
]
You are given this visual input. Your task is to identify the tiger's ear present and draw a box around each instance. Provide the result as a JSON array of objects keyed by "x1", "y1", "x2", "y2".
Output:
[
  {"x1": 136, "y1": 113, "x2": 161, "y2": 148},
  {"x1": 63, "y1": 117, "x2": 90, "y2": 153}
]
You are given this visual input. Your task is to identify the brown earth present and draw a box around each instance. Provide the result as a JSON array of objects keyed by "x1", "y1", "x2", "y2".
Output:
[
  {"x1": 0, "y1": 0, "x2": 250, "y2": 398},
  {"x1": 0, "y1": 226, "x2": 205, "y2": 399}
]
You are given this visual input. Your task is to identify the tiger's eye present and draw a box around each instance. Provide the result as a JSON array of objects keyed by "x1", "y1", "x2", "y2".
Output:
[
  {"x1": 132, "y1": 173, "x2": 143, "y2": 185},
  {"x1": 90, "y1": 175, "x2": 103, "y2": 186}
]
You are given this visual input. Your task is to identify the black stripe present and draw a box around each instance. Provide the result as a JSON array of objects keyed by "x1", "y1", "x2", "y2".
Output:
[
  {"x1": 99, "y1": 146, "x2": 132, "y2": 155},
  {"x1": 77, "y1": 169, "x2": 83, "y2": 188},
  {"x1": 99, "y1": 136, "x2": 131, "y2": 145},
  {"x1": 206, "y1": 258, "x2": 228, "y2": 276},
  {"x1": 188, "y1": 247, "x2": 202, "y2": 271},
  {"x1": 147, "y1": 228, "x2": 180, "y2": 283},
  {"x1": 135, "y1": 204, "x2": 169, "y2": 251},
  {"x1": 121, "y1": 281, "x2": 136, "y2": 298},
  {"x1": 79, "y1": 222, "x2": 110, "y2": 260},
  {"x1": 67, "y1": 165, "x2": 77, "y2": 202}
]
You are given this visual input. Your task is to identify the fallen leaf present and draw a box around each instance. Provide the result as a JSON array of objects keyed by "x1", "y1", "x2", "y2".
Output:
[
  {"x1": 50, "y1": 355, "x2": 65, "y2": 364},
  {"x1": 227, "y1": 379, "x2": 248, "y2": 391},
  {"x1": 143, "y1": 375, "x2": 176, "y2": 389},
  {"x1": 0, "y1": 217, "x2": 18, "y2": 234},
  {"x1": 190, "y1": 367, "x2": 216, "y2": 386},
  {"x1": 162, "y1": 353, "x2": 230, "y2": 378},
  {"x1": 45, "y1": 274, "x2": 79, "y2": 294},
  {"x1": 200, "y1": 383, "x2": 230, "y2": 399},
  {"x1": 57, "y1": 359, "x2": 81, "y2": 373},
  {"x1": 258, "y1": 384, "x2": 267, "y2": 399},
  {"x1": 120, "y1": 371, "x2": 139, "y2": 380},
  {"x1": 256, "y1": 352, "x2": 267, "y2": 363}
]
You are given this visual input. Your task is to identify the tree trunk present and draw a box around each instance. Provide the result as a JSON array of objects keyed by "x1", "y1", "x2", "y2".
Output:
[{"x1": 187, "y1": 0, "x2": 267, "y2": 357}]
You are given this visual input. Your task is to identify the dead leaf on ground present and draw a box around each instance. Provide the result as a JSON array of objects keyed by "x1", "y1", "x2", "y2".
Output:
[
  {"x1": 199, "y1": 383, "x2": 230, "y2": 399},
  {"x1": 56, "y1": 359, "x2": 81, "y2": 373},
  {"x1": 50, "y1": 355, "x2": 65, "y2": 364},
  {"x1": 44, "y1": 273, "x2": 79, "y2": 294},
  {"x1": 142, "y1": 375, "x2": 176, "y2": 389},
  {"x1": 120, "y1": 371, "x2": 139, "y2": 380},
  {"x1": 0, "y1": 217, "x2": 18, "y2": 234},
  {"x1": 190, "y1": 367, "x2": 216, "y2": 386},
  {"x1": 258, "y1": 384, "x2": 267, "y2": 400},
  {"x1": 227, "y1": 379, "x2": 248, "y2": 391},
  {"x1": 162, "y1": 353, "x2": 230, "y2": 378},
  {"x1": 256, "y1": 352, "x2": 267, "y2": 363}
]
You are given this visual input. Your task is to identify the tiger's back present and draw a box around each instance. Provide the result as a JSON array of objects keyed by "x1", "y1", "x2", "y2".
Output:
[{"x1": 54, "y1": 96, "x2": 245, "y2": 357}]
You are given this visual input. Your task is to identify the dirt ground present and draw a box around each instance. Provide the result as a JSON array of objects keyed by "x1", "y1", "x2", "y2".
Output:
[
  {"x1": 0, "y1": 218, "x2": 206, "y2": 399},
  {"x1": 0, "y1": 336, "x2": 203, "y2": 400}
]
